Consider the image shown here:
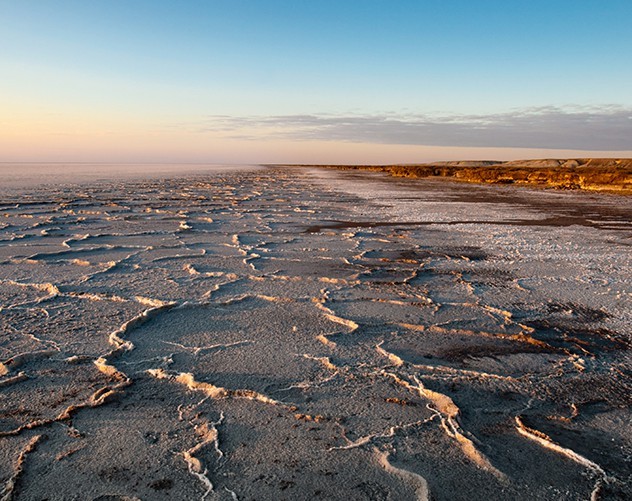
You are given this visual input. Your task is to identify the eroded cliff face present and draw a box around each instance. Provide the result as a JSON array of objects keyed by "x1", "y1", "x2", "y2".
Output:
[{"x1": 288, "y1": 159, "x2": 632, "y2": 193}]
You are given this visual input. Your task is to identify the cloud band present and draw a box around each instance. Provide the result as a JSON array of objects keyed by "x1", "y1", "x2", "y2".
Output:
[{"x1": 196, "y1": 106, "x2": 632, "y2": 151}]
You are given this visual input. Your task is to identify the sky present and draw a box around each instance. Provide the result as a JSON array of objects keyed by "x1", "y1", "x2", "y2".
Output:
[{"x1": 1, "y1": 0, "x2": 631, "y2": 164}]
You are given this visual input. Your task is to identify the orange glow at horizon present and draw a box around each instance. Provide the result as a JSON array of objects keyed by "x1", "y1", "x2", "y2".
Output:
[{"x1": 3, "y1": 105, "x2": 631, "y2": 165}]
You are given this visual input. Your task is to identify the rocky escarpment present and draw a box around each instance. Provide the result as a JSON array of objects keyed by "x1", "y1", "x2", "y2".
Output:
[{"x1": 285, "y1": 158, "x2": 632, "y2": 193}]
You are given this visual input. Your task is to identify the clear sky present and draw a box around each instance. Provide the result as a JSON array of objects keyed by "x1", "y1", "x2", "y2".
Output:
[{"x1": 1, "y1": 0, "x2": 631, "y2": 163}]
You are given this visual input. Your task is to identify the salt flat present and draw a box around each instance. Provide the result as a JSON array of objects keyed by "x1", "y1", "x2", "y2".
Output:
[{"x1": 0, "y1": 165, "x2": 630, "y2": 500}]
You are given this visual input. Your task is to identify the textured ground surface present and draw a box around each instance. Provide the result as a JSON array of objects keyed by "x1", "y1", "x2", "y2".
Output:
[{"x1": 0, "y1": 165, "x2": 630, "y2": 500}]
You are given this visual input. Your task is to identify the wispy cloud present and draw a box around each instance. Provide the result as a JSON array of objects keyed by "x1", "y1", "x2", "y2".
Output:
[{"x1": 192, "y1": 106, "x2": 632, "y2": 150}]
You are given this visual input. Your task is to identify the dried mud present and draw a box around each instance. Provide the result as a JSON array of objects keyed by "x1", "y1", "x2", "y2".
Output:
[{"x1": 0, "y1": 166, "x2": 630, "y2": 500}]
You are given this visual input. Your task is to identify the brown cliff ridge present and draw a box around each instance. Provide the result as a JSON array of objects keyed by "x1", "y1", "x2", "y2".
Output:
[{"x1": 281, "y1": 158, "x2": 632, "y2": 194}]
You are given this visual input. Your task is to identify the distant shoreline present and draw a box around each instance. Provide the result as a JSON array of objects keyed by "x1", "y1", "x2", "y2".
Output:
[{"x1": 273, "y1": 158, "x2": 632, "y2": 194}]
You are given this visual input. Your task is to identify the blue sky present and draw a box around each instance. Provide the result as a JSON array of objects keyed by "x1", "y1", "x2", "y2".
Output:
[{"x1": 1, "y1": 0, "x2": 631, "y2": 162}]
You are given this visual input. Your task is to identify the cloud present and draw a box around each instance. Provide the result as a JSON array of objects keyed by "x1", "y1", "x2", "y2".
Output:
[{"x1": 194, "y1": 106, "x2": 632, "y2": 151}]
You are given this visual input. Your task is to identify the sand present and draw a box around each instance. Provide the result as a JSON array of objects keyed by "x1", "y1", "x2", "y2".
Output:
[{"x1": 0, "y1": 165, "x2": 630, "y2": 500}]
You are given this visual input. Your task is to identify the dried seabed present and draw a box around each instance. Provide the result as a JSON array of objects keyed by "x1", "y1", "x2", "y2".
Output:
[{"x1": 0, "y1": 168, "x2": 630, "y2": 500}]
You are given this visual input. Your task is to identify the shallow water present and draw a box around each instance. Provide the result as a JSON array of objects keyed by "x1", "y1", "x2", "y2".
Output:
[{"x1": 0, "y1": 166, "x2": 630, "y2": 500}]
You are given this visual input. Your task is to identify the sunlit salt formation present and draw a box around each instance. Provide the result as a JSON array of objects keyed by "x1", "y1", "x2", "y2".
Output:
[{"x1": 0, "y1": 166, "x2": 630, "y2": 500}]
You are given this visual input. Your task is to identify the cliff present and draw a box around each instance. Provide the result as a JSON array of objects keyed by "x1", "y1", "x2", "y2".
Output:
[{"x1": 283, "y1": 159, "x2": 632, "y2": 193}]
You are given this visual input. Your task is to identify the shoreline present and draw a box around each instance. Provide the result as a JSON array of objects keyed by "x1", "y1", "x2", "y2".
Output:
[{"x1": 273, "y1": 158, "x2": 632, "y2": 194}]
